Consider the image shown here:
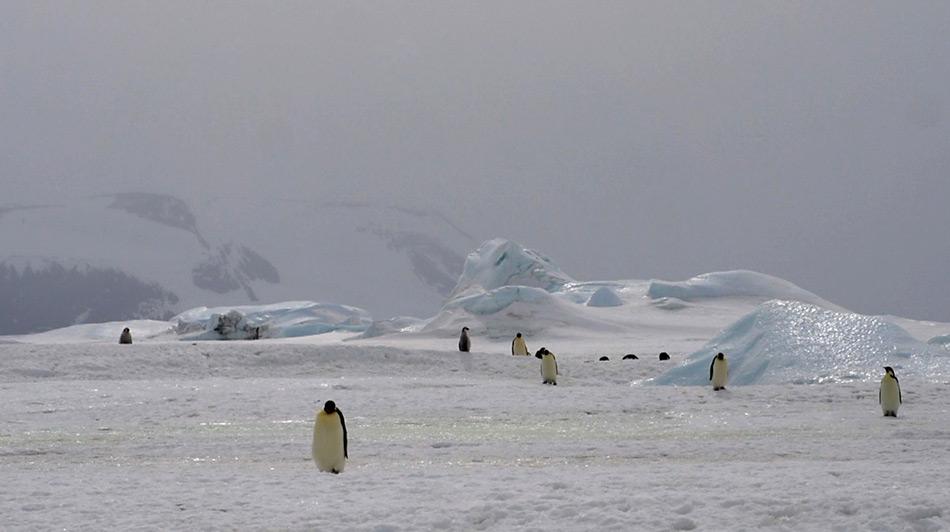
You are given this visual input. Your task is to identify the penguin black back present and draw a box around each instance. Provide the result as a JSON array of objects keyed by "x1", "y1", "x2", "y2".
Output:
[
  {"x1": 458, "y1": 327, "x2": 471, "y2": 352},
  {"x1": 321, "y1": 400, "x2": 347, "y2": 458}
]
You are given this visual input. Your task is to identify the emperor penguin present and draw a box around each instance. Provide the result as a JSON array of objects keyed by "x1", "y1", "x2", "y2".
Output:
[
  {"x1": 119, "y1": 327, "x2": 132, "y2": 345},
  {"x1": 312, "y1": 400, "x2": 348, "y2": 474},
  {"x1": 511, "y1": 332, "x2": 530, "y2": 356},
  {"x1": 458, "y1": 327, "x2": 471, "y2": 352},
  {"x1": 709, "y1": 352, "x2": 728, "y2": 391},
  {"x1": 536, "y1": 347, "x2": 558, "y2": 385},
  {"x1": 880, "y1": 366, "x2": 902, "y2": 417}
]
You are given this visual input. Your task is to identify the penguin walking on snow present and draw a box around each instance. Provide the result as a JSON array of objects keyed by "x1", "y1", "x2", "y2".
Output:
[
  {"x1": 536, "y1": 347, "x2": 558, "y2": 385},
  {"x1": 458, "y1": 327, "x2": 471, "y2": 352},
  {"x1": 880, "y1": 366, "x2": 902, "y2": 417},
  {"x1": 119, "y1": 327, "x2": 132, "y2": 345},
  {"x1": 312, "y1": 400, "x2": 348, "y2": 474},
  {"x1": 511, "y1": 332, "x2": 530, "y2": 356},
  {"x1": 710, "y1": 352, "x2": 728, "y2": 391}
]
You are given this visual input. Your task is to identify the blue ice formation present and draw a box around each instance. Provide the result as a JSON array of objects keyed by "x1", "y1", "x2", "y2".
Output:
[
  {"x1": 173, "y1": 301, "x2": 372, "y2": 340},
  {"x1": 447, "y1": 239, "x2": 574, "y2": 301},
  {"x1": 652, "y1": 300, "x2": 950, "y2": 385},
  {"x1": 927, "y1": 334, "x2": 950, "y2": 348}
]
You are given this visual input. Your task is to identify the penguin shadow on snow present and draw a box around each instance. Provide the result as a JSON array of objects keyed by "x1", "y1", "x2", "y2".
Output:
[{"x1": 457, "y1": 350, "x2": 474, "y2": 373}]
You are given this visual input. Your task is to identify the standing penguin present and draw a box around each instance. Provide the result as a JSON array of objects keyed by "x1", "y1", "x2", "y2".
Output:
[
  {"x1": 511, "y1": 332, "x2": 530, "y2": 356},
  {"x1": 709, "y1": 352, "x2": 728, "y2": 391},
  {"x1": 119, "y1": 327, "x2": 132, "y2": 345},
  {"x1": 312, "y1": 400, "x2": 348, "y2": 474},
  {"x1": 458, "y1": 327, "x2": 471, "y2": 352},
  {"x1": 536, "y1": 347, "x2": 558, "y2": 385},
  {"x1": 880, "y1": 366, "x2": 902, "y2": 417}
]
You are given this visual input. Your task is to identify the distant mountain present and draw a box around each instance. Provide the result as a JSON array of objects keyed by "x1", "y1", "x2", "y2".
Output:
[{"x1": 0, "y1": 194, "x2": 474, "y2": 334}]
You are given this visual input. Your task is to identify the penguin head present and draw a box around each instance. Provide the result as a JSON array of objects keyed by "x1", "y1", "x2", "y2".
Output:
[
  {"x1": 716, "y1": 352, "x2": 725, "y2": 360},
  {"x1": 883, "y1": 366, "x2": 895, "y2": 377},
  {"x1": 516, "y1": 333, "x2": 522, "y2": 338},
  {"x1": 123, "y1": 327, "x2": 130, "y2": 333},
  {"x1": 323, "y1": 400, "x2": 337, "y2": 414},
  {"x1": 462, "y1": 327, "x2": 469, "y2": 333}
]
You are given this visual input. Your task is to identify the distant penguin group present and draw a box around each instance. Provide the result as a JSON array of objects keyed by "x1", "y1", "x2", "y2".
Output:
[
  {"x1": 312, "y1": 400, "x2": 348, "y2": 474},
  {"x1": 309, "y1": 346, "x2": 909, "y2": 476}
]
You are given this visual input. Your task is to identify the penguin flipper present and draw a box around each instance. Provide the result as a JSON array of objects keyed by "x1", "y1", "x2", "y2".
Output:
[
  {"x1": 709, "y1": 358, "x2": 715, "y2": 381},
  {"x1": 338, "y1": 409, "x2": 348, "y2": 459},
  {"x1": 898, "y1": 382, "x2": 902, "y2": 404}
]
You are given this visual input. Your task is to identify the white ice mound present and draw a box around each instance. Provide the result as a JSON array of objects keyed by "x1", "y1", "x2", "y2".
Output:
[
  {"x1": 647, "y1": 270, "x2": 833, "y2": 307},
  {"x1": 172, "y1": 301, "x2": 372, "y2": 340},
  {"x1": 355, "y1": 316, "x2": 428, "y2": 339},
  {"x1": 445, "y1": 286, "x2": 554, "y2": 315},
  {"x1": 927, "y1": 334, "x2": 950, "y2": 348},
  {"x1": 9, "y1": 319, "x2": 174, "y2": 344},
  {"x1": 652, "y1": 300, "x2": 950, "y2": 385},
  {"x1": 586, "y1": 286, "x2": 623, "y2": 307},
  {"x1": 446, "y1": 239, "x2": 574, "y2": 302}
]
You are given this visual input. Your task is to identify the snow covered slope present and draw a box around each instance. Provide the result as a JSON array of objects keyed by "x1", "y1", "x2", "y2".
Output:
[
  {"x1": 0, "y1": 195, "x2": 474, "y2": 334},
  {"x1": 647, "y1": 270, "x2": 838, "y2": 308}
]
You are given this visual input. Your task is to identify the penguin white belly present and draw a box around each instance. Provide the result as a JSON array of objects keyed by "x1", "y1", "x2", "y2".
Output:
[
  {"x1": 541, "y1": 355, "x2": 558, "y2": 384},
  {"x1": 711, "y1": 362, "x2": 728, "y2": 390},
  {"x1": 312, "y1": 413, "x2": 346, "y2": 473},
  {"x1": 880, "y1": 379, "x2": 901, "y2": 416}
]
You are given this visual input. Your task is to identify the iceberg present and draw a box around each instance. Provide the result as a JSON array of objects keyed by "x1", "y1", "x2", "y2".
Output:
[{"x1": 446, "y1": 238, "x2": 574, "y2": 302}]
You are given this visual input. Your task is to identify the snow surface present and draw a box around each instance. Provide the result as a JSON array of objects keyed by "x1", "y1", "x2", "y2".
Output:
[{"x1": 2, "y1": 339, "x2": 950, "y2": 531}]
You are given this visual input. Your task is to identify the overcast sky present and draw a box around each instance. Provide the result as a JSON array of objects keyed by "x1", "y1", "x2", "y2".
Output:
[{"x1": 3, "y1": 1, "x2": 949, "y2": 321}]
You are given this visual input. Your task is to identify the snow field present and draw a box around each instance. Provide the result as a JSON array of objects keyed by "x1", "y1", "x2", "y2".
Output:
[{"x1": 2, "y1": 342, "x2": 949, "y2": 530}]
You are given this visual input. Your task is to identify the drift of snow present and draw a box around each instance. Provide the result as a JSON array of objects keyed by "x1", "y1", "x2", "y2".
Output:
[
  {"x1": 9, "y1": 319, "x2": 174, "y2": 344},
  {"x1": 652, "y1": 300, "x2": 950, "y2": 386},
  {"x1": 647, "y1": 270, "x2": 836, "y2": 307},
  {"x1": 355, "y1": 316, "x2": 428, "y2": 339},
  {"x1": 586, "y1": 286, "x2": 623, "y2": 307}
]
